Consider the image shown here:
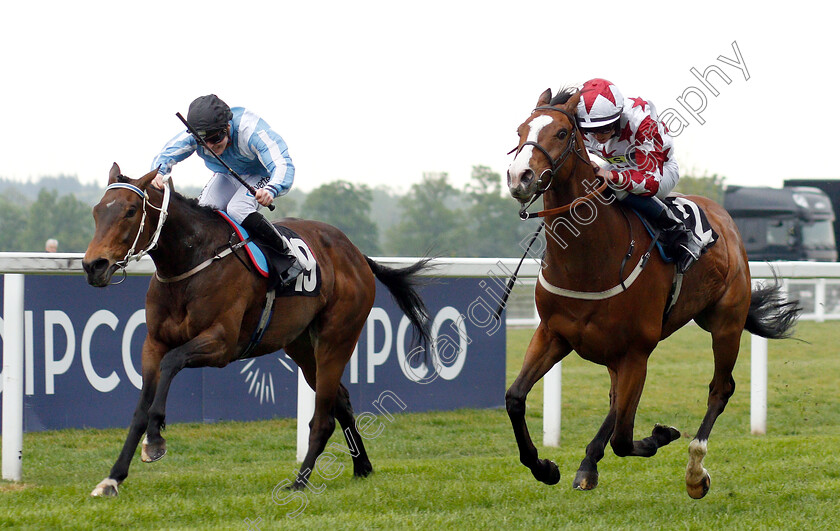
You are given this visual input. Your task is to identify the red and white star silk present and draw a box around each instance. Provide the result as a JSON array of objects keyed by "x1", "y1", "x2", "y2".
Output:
[{"x1": 582, "y1": 93, "x2": 676, "y2": 198}]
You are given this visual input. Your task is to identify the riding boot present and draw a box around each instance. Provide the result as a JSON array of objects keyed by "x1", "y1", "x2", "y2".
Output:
[
  {"x1": 620, "y1": 193, "x2": 702, "y2": 273},
  {"x1": 654, "y1": 209, "x2": 703, "y2": 273},
  {"x1": 240, "y1": 212, "x2": 305, "y2": 286}
]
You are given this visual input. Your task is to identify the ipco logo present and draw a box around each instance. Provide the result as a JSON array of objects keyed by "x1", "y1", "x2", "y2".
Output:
[{"x1": 399, "y1": 306, "x2": 469, "y2": 385}]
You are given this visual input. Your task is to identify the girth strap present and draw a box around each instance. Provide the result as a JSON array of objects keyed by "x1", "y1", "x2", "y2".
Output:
[{"x1": 238, "y1": 289, "x2": 277, "y2": 359}]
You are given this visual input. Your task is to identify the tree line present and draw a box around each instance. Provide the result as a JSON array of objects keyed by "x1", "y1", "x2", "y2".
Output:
[{"x1": 0, "y1": 168, "x2": 723, "y2": 255}]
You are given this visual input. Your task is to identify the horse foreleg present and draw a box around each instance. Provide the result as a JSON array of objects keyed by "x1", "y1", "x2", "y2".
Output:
[
  {"x1": 573, "y1": 368, "x2": 617, "y2": 491},
  {"x1": 506, "y1": 325, "x2": 571, "y2": 485},
  {"x1": 144, "y1": 333, "x2": 226, "y2": 463},
  {"x1": 609, "y1": 353, "x2": 681, "y2": 459},
  {"x1": 91, "y1": 371, "x2": 159, "y2": 497}
]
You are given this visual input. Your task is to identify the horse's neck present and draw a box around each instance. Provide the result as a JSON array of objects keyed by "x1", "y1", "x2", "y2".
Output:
[
  {"x1": 148, "y1": 197, "x2": 223, "y2": 277},
  {"x1": 541, "y1": 180, "x2": 629, "y2": 276}
]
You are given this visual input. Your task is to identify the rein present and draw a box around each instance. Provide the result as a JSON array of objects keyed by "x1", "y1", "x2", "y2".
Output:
[
  {"x1": 107, "y1": 180, "x2": 243, "y2": 284},
  {"x1": 512, "y1": 103, "x2": 659, "y2": 300},
  {"x1": 520, "y1": 180, "x2": 609, "y2": 219}
]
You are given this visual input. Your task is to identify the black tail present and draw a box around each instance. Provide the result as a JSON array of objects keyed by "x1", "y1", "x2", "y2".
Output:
[
  {"x1": 365, "y1": 257, "x2": 433, "y2": 343},
  {"x1": 744, "y1": 280, "x2": 801, "y2": 339}
]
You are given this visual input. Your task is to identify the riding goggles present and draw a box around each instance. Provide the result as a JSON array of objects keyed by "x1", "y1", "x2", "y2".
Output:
[{"x1": 199, "y1": 128, "x2": 228, "y2": 144}]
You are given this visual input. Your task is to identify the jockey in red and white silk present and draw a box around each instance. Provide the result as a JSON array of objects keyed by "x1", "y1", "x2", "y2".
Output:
[
  {"x1": 576, "y1": 78, "x2": 703, "y2": 272},
  {"x1": 577, "y1": 78, "x2": 678, "y2": 200}
]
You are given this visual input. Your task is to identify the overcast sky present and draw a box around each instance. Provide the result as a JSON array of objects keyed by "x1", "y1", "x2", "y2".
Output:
[{"x1": 2, "y1": 1, "x2": 837, "y2": 194}]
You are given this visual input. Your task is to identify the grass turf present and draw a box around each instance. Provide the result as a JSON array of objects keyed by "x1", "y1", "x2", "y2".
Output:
[{"x1": 2, "y1": 321, "x2": 838, "y2": 529}]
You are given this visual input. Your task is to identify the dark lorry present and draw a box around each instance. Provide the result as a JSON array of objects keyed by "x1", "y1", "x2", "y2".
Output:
[{"x1": 723, "y1": 185, "x2": 838, "y2": 261}]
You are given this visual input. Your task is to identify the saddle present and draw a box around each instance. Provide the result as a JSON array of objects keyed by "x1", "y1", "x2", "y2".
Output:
[
  {"x1": 630, "y1": 196, "x2": 718, "y2": 320},
  {"x1": 216, "y1": 211, "x2": 320, "y2": 297},
  {"x1": 641, "y1": 196, "x2": 718, "y2": 266}
]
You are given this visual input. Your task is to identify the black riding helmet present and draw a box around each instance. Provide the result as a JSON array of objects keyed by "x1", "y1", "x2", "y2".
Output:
[{"x1": 187, "y1": 95, "x2": 233, "y2": 137}]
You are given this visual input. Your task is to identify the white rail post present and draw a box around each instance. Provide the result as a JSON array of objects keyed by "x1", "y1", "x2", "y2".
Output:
[
  {"x1": 750, "y1": 334, "x2": 768, "y2": 435},
  {"x1": 543, "y1": 362, "x2": 562, "y2": 447},
  {"x1": 815, "y1": 278, "x2": 826, "y2": 323},
  {"x1": 2, "y1": 274, "x2": 25, "y2": 481},
  {"x1": 296, "y1": 367, "x2": 316, "y2": 462}
]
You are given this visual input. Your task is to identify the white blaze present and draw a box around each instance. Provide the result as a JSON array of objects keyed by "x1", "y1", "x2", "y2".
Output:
[{"x1": 508, "y1": 114, "x2": 554, "y2": 185}]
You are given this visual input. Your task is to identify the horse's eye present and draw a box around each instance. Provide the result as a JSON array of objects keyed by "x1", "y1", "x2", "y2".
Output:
[
  {"x1": 557, "y1": 130, "x2": 568, "y2": 140},
  {"x1": 126, "y1": 207, "x2": 137, "y2": 219}
]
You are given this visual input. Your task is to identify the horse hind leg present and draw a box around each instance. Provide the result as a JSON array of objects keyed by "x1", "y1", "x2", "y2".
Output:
[
  {"x1": 685, "y1": 319, "x2": 741, "y2": 499},
  {"x1": 573, "y1": 368, "x2": 617, "y2": 491},
  {"x1": 291, "y1": 351, "x2": 350, "y2": 490},
  {"x1": 332, "y1": 383, "x2": 373, "y2": 478},
  {"x1": 506, "y1": 325, "x2": 572, "y2": 485}
]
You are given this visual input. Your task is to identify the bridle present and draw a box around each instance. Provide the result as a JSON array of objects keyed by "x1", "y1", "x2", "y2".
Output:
[
  {"x1": 510, "y1": 106, "x2": 660, "y2": 301},
  {"x1": 105, "y1": 180, "x2": 171, "y2": 279},
  {"x1": 104, "y1": 179, "x2": 252, "y2": 284},
  {"x1": 514, "y1": 106, "x2": 602, "y2": 220}
]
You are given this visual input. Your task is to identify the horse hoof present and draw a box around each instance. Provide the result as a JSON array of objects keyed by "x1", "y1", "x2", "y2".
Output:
[
  {"x1": 573, "y1": 469, "x2": 599, "y2": 491},
  {"x1": 687, "y1": 471, "x2": 711, "y2": 499},
  {"x1": 141, "y1": 440, "x2": 167, "y2": 462},
  {"x1": 90, "y1": 478, "x2": 119, "y2": 497},
  {"x1": 533, "y1": 459, "x2": 560, "y2": 485},
  {"x1": 353, "y1": 463, "x2": 374, "y2": 478},
  {"x1": 653, "y1": 424, "x2": 681, "y2": 445},
  {"x1": 686, "y1": 439, "x2": 710, "y2": 498}
]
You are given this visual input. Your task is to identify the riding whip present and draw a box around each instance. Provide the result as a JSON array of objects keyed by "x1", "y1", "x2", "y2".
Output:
[{"x1": 176, "y1": 112, "x2": 275, "y2": 211}]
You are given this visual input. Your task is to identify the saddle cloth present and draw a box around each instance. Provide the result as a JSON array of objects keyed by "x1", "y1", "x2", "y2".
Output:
[
  {"x1": 635, "y1": 196, "x2": 718, "y2": 263},
  {"x1": 216, "y1": 211, "x2": 321, "y2": 297}
]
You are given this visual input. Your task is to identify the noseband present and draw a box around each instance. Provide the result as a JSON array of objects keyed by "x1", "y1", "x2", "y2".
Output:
[{"x1": 516, "y1": 106, "x2": 600, "y2": 219}]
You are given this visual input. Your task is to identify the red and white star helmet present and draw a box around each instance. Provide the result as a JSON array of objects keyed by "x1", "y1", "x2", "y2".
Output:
[{"x1": 577, "y1": 78, "x2": 624, "y2": 129}]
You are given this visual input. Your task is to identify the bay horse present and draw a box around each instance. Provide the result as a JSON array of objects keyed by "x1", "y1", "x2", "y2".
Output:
[
  {"x1": 505, "y1": 88, "x2": 800, "y2": 498},
  {"x1": 82, "y1": 163, "x2": 430, "y2": 496}
]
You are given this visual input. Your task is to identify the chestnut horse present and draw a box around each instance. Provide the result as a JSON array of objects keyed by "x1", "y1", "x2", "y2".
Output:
[
  {"x1": 82, "y1": 163, "x2": 430, "y2": 496},
  {"x1": 505, "y1": 88, "x2": 799, "y2": 498}
]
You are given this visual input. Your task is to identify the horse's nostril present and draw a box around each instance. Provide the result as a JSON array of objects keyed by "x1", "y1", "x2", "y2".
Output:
[
  {"x1": 83, "y1": 258, "x2": 109, "y2": 276},
  {"x1": 521, "y1": 169, "x2": 534, "y2": 185}
]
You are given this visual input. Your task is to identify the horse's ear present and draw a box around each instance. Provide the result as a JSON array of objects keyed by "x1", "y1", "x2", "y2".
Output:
[
  {"x1": 108, "y1": 163, "x2": 121, "y2": 184},
  {"x1": 565, "y1": 89, "x2": 582, "y2": 111},
  {"x1": 537, "y1": 88, "x2": 552, "y2": 107},
  {"x1": 137, "y1": 167, "x2": 159, "y2": 190}
]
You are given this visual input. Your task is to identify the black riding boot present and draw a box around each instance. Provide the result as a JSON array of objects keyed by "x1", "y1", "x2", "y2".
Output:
[
  {"x1": 619, "y1": 193, "x2": 702, "y2": 273},
  {"x1": 241, "y1": 212, "x2": 304, "y2": 286},
  {"x1": 655, "y1": 209, "x2": 702, "y2": 273}
]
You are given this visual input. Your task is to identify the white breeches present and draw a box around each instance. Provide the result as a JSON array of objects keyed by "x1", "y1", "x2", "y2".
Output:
[{"x1": 198, "y1": 172, "x2": 261, "y2": 224}]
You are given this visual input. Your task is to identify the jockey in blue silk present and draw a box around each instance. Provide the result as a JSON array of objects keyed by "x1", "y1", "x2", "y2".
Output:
[
  {"x1": 151, "y1": 94, "x2": 303, "y2": 285},
  {"x1": 576, "y1": 78, "x2": 702, "y2": 272}
]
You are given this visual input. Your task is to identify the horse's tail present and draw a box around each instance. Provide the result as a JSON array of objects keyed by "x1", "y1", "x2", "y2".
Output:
[
  {"x1": 744, "y1": 279, "x2": 801, "y2": 339},
  {"x1": 365, "y1": 257, "x2": 433, "y2": 343}
]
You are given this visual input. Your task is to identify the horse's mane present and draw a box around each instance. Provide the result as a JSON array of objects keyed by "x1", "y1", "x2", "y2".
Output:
[
  {"x1": 115, "y1": 174, "x2": 219, "y2": 221},
  {"x1": 173, "y1": 193, "x2": 218, "y2": 218},
  {"x1": 549, "y1": 86, "x2": 577, "y2": 106}
]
